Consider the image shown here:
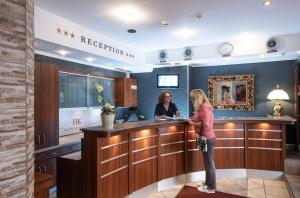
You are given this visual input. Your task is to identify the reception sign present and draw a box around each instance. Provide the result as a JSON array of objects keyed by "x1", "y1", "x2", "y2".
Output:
[{"x1": 34, "y1": 7, "x2": 144, "y2": 66}]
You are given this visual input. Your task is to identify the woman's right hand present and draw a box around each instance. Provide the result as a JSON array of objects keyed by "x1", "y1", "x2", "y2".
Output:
[{"x1": 186, "y1": 118, "x2": 194, "y2": 125}]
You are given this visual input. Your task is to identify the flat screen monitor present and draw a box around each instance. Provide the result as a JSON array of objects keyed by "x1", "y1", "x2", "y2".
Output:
[{"x1": 157, "y1": 74, "x2": 179, "y2": 88}]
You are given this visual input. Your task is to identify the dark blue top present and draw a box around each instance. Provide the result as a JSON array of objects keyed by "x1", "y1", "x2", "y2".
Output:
[{"x1": 154, "y1": 102, "x2": 178, "y2": 117}]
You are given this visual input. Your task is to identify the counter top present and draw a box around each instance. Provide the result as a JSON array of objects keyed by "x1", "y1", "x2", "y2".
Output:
[
  {"x1": 81, "y1": 120, "x2": 184, "y2": 137},
  {"x1": 81, "y1": 116, "x2": 296, "y2": 137},
  {"x1": 214, "y1": 115, "x2": 296, "y2": 124}
]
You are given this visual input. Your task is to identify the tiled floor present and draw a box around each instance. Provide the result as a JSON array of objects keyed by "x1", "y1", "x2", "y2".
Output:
[
  {"x1": 147, "y1": 178, "x2": 290, "y2": 198},
  {"x1": 50, "y1": 178, "x2": 291, "y2": 198}
]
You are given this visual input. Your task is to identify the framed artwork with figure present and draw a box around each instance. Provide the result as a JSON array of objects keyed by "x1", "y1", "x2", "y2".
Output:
[{"x1": 208, "y1": 74, "x2": 254, "y2": 111}]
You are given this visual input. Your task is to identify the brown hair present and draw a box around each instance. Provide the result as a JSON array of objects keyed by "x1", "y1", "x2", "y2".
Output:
[
  {"x1": 190, "y1": 89, "x2": 212, "y2": 111},
  {"x1": 158, "y1": 91, "x2": 173, "y2": 104}
]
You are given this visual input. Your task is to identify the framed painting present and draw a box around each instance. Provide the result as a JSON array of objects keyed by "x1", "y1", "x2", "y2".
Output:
[{"x1": 208, "y1": 74, "x2": 255, "y2": 111}]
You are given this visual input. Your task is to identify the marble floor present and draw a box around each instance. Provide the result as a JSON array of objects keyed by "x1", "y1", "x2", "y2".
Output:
[
  {"x1": 50, "y1": 178, "x2": 291, "y2": 198},
  {"x1": 147, "y1": 178, "x2": 291, "y2": 198}
]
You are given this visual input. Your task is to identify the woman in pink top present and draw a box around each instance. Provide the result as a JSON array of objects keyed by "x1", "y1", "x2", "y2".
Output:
[{"x1": 187, "y1": 89, "x2": 216, "y2": 193}]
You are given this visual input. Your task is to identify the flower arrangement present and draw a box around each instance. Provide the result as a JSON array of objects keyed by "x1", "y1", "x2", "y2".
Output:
[
  {"x1": 95, "y1": 83, "x2": 104, "y2": 105},
  {"x1": 95, "y1": 83, "x2": 116, "y2": 115},
  {"x1": 101, "y1": 103, "x2": 116, "y2": 115}
]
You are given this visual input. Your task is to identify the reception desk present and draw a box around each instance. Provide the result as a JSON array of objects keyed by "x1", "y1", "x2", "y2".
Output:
[{"x1": 57, "y1": 116, "x2": 295, "y2": 198}]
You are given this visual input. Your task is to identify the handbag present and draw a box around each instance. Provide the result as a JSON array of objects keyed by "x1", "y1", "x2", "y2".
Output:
[{"x1": 196, "y1": 133, "x2": 207, "y2": 152}]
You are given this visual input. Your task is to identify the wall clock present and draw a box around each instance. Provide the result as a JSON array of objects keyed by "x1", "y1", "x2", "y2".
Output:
[{"x1": 218, "y1": 42, "x2": 234, "y2": 56}]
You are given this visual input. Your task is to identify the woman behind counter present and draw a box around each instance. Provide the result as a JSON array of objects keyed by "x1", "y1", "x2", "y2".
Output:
[
  {"x1": 154, "y1": 91, "x2": 180, "y2": 118},
  {"x1": 187, "y1": 89, "x2": 216, "y2": 194}
]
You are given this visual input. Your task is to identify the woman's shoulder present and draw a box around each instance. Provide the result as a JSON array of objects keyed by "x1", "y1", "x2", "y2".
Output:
[{"x1": 200, "y1": 103, "x2": 213, "y2": 110}]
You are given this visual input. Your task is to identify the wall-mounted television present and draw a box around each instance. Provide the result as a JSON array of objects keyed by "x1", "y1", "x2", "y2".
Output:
[{"x1": 157, "y1": 74, "x2": 179, "y2": 88}]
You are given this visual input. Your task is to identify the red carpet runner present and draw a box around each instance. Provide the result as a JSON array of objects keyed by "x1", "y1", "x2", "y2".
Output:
[{"x1": 175, "y1": 186, "x2": 247, "y2": 198}]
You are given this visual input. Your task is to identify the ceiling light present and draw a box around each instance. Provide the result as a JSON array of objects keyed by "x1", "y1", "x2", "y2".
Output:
[
  {"x1": 127, "y1": 29, "x2": 136, "y2": 33},
  {"x1": 195, "y1": 12, "x2": 204, "y2": 20},
  {"x1": 297, "y1": 50, "x2": 300, "y2": 55},
  {"x1": 160, "y1": 20, "x2": 169, "y2": 28},
  {"x1": 57, "y1": 50, "x2": 69, "y2": 56},
  {"x1": 263, "y1": 0, "x2": 272, "y2": 6},
  {"x1": 173, "y1": 28, "x2": 195, "y2": 39},
  {"x1": 110, "y1": 5, "x2": 146, "y2": 24},
  {"x1": 86, "y1": 57, "x2": 95, "y2": 62}
]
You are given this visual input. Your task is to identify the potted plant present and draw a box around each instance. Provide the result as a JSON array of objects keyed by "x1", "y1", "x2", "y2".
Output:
[{"x1": 95, "y1": 83, "x2": 116, "y2": 130}]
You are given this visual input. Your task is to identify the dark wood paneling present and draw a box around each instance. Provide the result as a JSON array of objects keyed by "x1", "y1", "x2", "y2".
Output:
[
  {"x1": 247, "y1": 140, "x2": 281, "y2": 148},
  {"x1": 214, "y1": 123, "x2": 244, "y2": 130},
  {"x1": 57, "y1": 153, "x2": 84, "y2": 198},
  {"x1": 132, "y1": 137, "x2": 157, "y2": 150},
  {"x1": 215, "y1": 149, "x2": 245, "y2": 169},
  {"x1": 132, "y1": 147, "x2": 157, "y2": 162},
  {"x1": 159, "y1": 153, "x2": 185, "y2": 180},
  {"x1": 187, "y1": 151, "x2": 205, "y2": 172},
  {"x1": 35, "y1": 158, "x2": 56, "y2": 184},
  {"x1": 129, "y1": 129, "x2": 158, "y2": 193},
  {"x1": 160, "y1": 132, "x2": 185, "y2": 144},
  {"x1": 160, "y1": 143, "x2": 185, "y2": 154},
  {"x1": 99, "y1": 168, "x2": 128, "y2": 198},
  {"x1": 246, "y1": 149, "x2": 282, "y2": 171},
  {"x1": 159, "y1": 125, "x2": 184, "y2": 134},
  {"x1": 130, "y1": 158, "x2": 158, "y2": 192},
  {"x1": 215, "y1": 139, "x2": 244, "y2": 147},
  {"x1": 34, "y1": 62, "x2": 59, "y2": 149},
  {"x1": 100, "y1": 143, "x2": 128, "y2": 162},
  {"x1": 247, "y1": 131, "x2": 281, "y2": 139},
  {"x1": 34, "y1": 172, "x2": 54, "y2": 198},
  {"x1": 115, "y1": 78, "x2": 137, "y2": 107},
  {"x1": 100, "y1": 156, "x2": 128, "y2": 176}
]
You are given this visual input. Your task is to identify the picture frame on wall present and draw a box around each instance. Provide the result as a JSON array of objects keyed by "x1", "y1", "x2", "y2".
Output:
[{"x1": 208, "y1": 74, "x2": 255, "y2": 111}]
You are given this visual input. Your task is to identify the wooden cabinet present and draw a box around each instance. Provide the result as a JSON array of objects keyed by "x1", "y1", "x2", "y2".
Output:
[
  {"x1": 35, "y1": 158, "x2": 57, "y2": 182},
  {"x1": 115, "y1": 78, "x2": 137, "y2": 107},
  {"x1": 34, "y1": 62, "x2": 59, "y2": 149},
  {"x1": 34, "y1": 172, "x2": 54, "y2": 198}
]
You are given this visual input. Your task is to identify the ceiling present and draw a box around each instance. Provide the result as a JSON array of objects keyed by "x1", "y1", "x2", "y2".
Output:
[{"x1": 35, "y1": 0, "x2": 300, "y2": 52}]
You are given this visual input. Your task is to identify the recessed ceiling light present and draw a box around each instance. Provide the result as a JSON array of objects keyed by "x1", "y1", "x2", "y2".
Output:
[
  {"x1": 173, "y1": 28, "x2": 195, "y2": 39},
  {"x1": 195, "y1": 12, "x2": 204, "y2": 20},
  {"x1": 110, "y1": 5, "x2": 146, "y2": 24},
  {"x1": 263, "y1": 0, "x2": 272, "y2": 6},
  {"x1": 86, "y1": 57, "x2": 95, "y2": 62},
  {"x1": 160, "y1": 20, "x2": 169, "y2": 28},
  {"x1": 57, "y1": 50, "x2": 69, "y2": 56},
  {"x1": 127, "y1": 29, "x2": 136, "y2": 33}
]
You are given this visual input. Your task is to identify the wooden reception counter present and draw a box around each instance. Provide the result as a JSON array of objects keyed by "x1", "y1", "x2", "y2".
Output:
[{"x1": 57, "y1": 116, "x2": 295, "y2": 198}]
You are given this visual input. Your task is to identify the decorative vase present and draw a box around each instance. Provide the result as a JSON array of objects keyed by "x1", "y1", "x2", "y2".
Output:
[{"x1": 101, "y1": 113, "x2": 115, "y2": 130}]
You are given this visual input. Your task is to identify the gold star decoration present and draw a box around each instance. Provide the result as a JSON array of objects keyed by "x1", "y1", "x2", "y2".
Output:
[
  {"x1": 64, "y1": 30, "x2": 69, "y2": 36},
  {"x1": 56, "y1": 27, "x2": 61, "y2": 33},
  {"x1": 70, "y1": 33, "x2": 75, "y2": 38}
]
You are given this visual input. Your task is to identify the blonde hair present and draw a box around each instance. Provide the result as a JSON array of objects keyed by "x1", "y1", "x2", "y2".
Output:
[{"x1": 190, "y1": 89, "x2": 212, "y2": 111}]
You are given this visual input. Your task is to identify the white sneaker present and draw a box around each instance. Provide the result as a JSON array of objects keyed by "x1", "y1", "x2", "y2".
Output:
[
  {"x1": 197, "y1": 186, "x2": 215, "y2": 194},
  {"x1": 197, "y1": 182, "x2": 207, "y2": 187}
]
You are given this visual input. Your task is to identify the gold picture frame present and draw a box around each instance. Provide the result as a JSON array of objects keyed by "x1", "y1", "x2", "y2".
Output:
[{"x1": 208, "y1": 74, "x2": 255, "y2": 111}]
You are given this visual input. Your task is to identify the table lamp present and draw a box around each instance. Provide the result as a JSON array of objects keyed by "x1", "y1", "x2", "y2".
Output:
[{"x1": 267, "y1": 84, "x2": 289, "y2": 116}]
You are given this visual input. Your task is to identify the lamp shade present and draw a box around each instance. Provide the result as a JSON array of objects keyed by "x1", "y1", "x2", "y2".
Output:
[{"x1": 267, "y1": 85, "x2": 289, "y2": 100}]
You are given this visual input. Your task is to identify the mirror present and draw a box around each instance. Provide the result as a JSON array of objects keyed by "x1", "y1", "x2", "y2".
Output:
[{"x1": 208, "y1": 74, "x2": 255, "y2": 111}]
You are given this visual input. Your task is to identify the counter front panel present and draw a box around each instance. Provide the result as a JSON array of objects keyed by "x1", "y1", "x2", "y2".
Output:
[{"x1": 58, "y1": 116, "x2": 295, "y2": 198}]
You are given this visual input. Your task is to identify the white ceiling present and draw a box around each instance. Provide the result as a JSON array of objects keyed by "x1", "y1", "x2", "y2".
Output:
[{"x1": 35, "y1": 0, "x2": 300, "y2": 52}]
